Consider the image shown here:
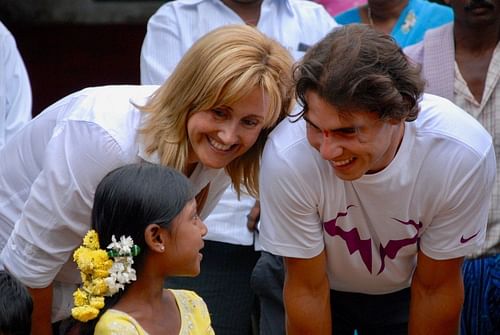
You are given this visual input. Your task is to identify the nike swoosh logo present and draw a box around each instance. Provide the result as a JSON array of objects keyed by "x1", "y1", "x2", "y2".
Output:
[{"x1": 460, "y1": 231, "x2": 480, "y2": 243}]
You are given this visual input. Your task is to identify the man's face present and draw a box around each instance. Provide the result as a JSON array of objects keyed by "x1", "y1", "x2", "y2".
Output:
[
  {"x1": 304, "y1": 91, "x2": 405, "y2": 181},
  {"x1": 446, "y1": 0, "x2": 500, "y2": 27}
]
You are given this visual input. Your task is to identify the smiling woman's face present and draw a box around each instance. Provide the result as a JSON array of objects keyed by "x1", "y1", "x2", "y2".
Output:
[{"x1": 186, "y1": 86, "x2": 269, "y2": 169}]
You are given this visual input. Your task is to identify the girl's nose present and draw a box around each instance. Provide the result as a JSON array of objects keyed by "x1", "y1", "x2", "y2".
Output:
[{"x1": 199, "y1": 220, "x2": 208, "y2": 237}]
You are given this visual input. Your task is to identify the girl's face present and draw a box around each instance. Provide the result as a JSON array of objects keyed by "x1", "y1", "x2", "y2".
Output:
[
  {"x1": 164, "y1": 199, "x2": 207, "y2": 276},
  {"x1": 186, "y1": 87, "x2": 269, "y2": 169}
]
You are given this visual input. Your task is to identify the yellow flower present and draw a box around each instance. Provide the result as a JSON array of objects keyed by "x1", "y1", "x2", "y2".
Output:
[
  {"x1": 90, "y1": 278, "x2": 108, "y2": 296},
  {"x1": 74, "y1": 248, "x2": 94, "y2": 273},
  {"x1": 83, "y1": 230, "x2": 101, "y2": 250},
  {"x1": 73, "y1": 288, "x2": 88, "y2": 307},
  {"x1": 89, "y1": 296, "x2": 105, "y2": 309},
  {"x1": 72, "y1": 305, "x2": 100, "y2": 322},
  {"x1": 93, "y1": 267, "x2": 111, "y2": 279},
  {"x1": 92, "y1": 250, "x2": 112, "y2": 272},
  {"x1": 80, "y1": 272, "x2": 90, "y2": 283},
  {"x1": 74, "y1": 248, "x2": 111, "y2": 275}
]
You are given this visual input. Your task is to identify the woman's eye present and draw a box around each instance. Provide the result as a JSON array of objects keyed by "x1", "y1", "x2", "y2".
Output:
[
  {"x1": 242, "y1": 119, "x2": 259, "y2": 127},
  {"x1": 212, "y1": 109, "x2": 226, "y2": 118}
]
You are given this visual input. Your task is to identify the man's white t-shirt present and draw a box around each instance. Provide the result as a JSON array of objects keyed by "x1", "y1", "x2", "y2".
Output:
[{"x1": 259, "y1": 94, "x2": 496, "y2": 294}]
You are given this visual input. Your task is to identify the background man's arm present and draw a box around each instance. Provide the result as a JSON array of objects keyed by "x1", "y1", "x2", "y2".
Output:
[
  {"x1": 409, "y1": 250, "x2": 463, "y2": 335},
  {"x1": 284, "y1": 249, "x2": 331, "y2": 335}
]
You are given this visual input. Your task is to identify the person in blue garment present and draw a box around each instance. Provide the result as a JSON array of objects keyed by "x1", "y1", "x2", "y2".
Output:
[{"x1": 335, "y1": 0, "x2": 453, "y2": 47}]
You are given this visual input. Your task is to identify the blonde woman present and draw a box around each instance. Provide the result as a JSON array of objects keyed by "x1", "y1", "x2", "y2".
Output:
[{"x1": 0, "y1": 24, "x2": 293, "y2": 335}]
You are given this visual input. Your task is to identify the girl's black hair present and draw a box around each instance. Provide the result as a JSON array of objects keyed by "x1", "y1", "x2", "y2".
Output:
[
  {"x1": 0, "y1": 270, "x2": 33, "y2": 335},
  {"x1": 78, "y1": 163, "x2": 194, "y2": 334}
]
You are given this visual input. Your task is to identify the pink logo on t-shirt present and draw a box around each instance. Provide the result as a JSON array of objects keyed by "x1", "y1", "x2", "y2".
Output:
[
  {"x1": 324, "y1": 207, "x2": 422, "y2": 274},
  {"x1": 323, "y1": 205, "x2": 372, "y2": 273},
  {"x1": 378, "y1": 219, "x2": 422, "y2": 274}
]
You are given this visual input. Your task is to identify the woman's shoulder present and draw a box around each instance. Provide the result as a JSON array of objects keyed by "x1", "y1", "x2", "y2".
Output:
[{"x1": 95, "y1": 309, "x2": 146, "y2": 335}]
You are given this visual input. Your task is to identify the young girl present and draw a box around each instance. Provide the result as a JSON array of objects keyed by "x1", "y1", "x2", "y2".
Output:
[{"x1": 72, "y1": 163, "x2": 213, "y2": 334}]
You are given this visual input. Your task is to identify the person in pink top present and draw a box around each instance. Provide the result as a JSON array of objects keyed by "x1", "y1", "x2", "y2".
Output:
[{"x1": 315, "y1": 0, "x2": 367, "y2": 16}]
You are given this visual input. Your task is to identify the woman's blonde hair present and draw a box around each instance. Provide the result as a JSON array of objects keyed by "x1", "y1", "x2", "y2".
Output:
[{"x1": 140, "y1": 24, "x2": 294, "y2": 197}]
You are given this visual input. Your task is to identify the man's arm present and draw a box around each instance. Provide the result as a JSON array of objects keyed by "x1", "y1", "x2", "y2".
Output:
[
  {"x1": 284, "y1": 249, "x2": 331, "y2": 335},
  {"x1": 28, "y1": 284, "x2": 53, "y2": 335},
  {"x1": 409, "y1": 250, "x2": 464, "y2": 335}
]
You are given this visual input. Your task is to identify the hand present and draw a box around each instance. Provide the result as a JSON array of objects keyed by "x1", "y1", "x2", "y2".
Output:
[{"x1": 246, "y1": 200, "x2": 260, "y2": 232}]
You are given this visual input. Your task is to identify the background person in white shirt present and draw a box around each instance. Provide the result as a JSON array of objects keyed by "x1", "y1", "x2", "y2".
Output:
[
  {"x1": 140, "y1": 1, "x2": 338, "y2": 334},
  {"x1": 259, "y1": 24, "x2": 495, "y2": 334},
  {"x1": 0, "y1": 20, "x2": 32, "y2": 149},
  {"x1": 0, "y1": 25, "x2": 294, "y2": 335}
]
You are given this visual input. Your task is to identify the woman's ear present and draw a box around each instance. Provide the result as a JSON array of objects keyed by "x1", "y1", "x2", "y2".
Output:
[{"x1": 145, "y1": 224, "x2": 166, "y2": 253}]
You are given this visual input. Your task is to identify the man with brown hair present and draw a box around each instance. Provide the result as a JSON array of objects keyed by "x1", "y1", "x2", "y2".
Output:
[{"x1": 259, "y1": 24, "x2": 495, "y2": 334}]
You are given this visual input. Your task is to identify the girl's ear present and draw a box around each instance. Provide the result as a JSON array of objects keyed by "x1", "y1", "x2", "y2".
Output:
[{"x1": 144, "y1": 224, "x2": 166, "y2": 253}]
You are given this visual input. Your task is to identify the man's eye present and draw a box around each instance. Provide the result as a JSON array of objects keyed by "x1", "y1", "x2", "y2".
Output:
[
  {"x1": 337, "y1": 128, "x2": 357, "y2": 135},
  {"x1": 306, "y1": 123, "x2": 321, "y2": 132},
  {"x1": 304, "y1": 118, "x2": 320, "y2": 132}
]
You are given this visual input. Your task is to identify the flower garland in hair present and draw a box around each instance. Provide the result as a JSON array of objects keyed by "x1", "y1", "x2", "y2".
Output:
[
  {"x1": 104, "y1": 235, "x2": 140, "y2": 295},
  {"x1": 71, "y1": 230, "x2": 140, "y2": 322}
]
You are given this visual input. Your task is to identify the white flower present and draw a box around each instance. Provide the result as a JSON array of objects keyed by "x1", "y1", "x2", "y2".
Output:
[
  {"x1": 104, "y1": 276, "x2": 123, "y2": 296},
  {"x1": 107, "y1": 235, "x2": 134, "y2": 256},
  {"x1": 103, "y1": 236, "x2": 139, "y2": 296}
]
